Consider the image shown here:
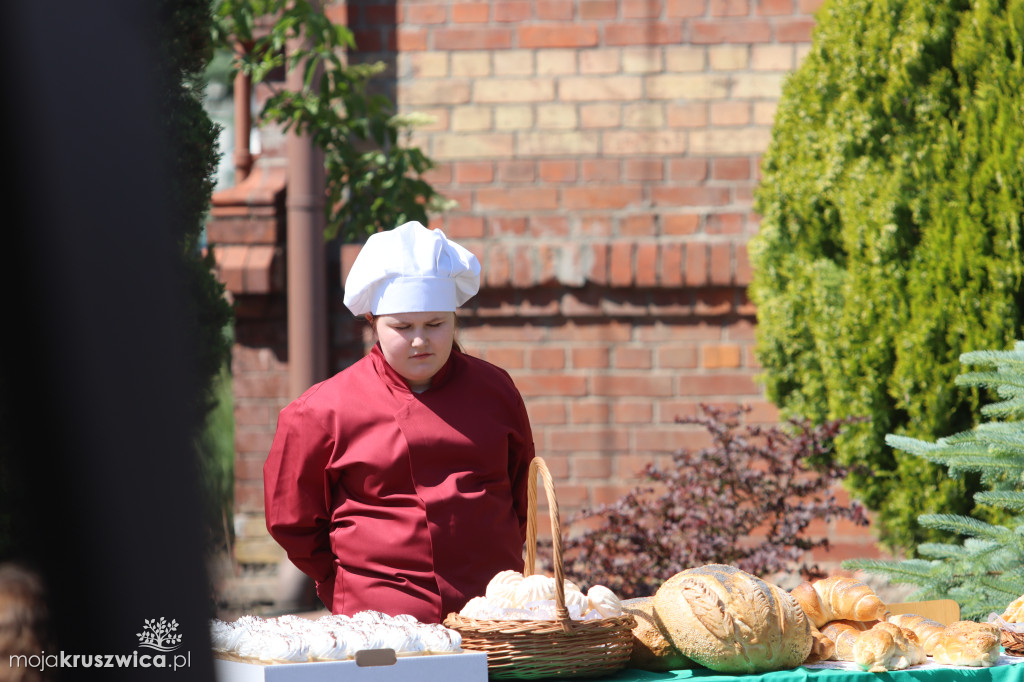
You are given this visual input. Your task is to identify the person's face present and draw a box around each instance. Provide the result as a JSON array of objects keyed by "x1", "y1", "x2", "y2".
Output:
[{"x1": 370, "y1": 311, "x2": 456, "y2": 392}]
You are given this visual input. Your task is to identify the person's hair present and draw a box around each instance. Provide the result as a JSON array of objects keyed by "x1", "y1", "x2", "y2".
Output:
[{"x1": 0, "y1": 562, "x2": 52, "y2": 681}]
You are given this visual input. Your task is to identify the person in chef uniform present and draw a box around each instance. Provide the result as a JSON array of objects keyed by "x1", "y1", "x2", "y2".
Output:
[{"x1": 264, "y1": 221, "x2": 535, "y2": 623}]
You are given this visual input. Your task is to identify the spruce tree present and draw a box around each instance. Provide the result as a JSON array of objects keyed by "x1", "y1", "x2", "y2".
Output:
[
  {"x1": 844, "y1": 342, "x2": 1024, "y2": 621},
  {"x1": 749, "y1": 0, "x2": 1024, "y2": 552}
]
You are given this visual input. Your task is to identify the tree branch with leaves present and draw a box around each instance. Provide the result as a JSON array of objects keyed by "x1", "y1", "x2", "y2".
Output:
[{"x1": 211, "y1": 0, "x2": 453, "y2": 241}]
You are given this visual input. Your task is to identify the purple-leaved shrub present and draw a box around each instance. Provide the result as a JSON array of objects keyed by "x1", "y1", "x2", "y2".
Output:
[{"x1": 551, "y1": 405, "x2": 869, "y2": 597}]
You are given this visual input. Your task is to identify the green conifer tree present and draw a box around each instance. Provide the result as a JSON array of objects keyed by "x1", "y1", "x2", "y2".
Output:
[
  {"x1": 749, "y1": 0, "x2": 1024, "y2": 552},
  {"x1": 844, "y1": 342, "x2": 1024, "y2": 621}
]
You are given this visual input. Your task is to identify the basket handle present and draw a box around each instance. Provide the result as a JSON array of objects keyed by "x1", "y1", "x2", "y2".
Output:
[{"x1": 524, "y1": 457, "x2": 572, "y2": 631}]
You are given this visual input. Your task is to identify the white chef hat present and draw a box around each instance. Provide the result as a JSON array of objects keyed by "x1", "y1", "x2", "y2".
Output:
[{"x1": 343, "y1": 221, "x2": 481, "y2": 316}]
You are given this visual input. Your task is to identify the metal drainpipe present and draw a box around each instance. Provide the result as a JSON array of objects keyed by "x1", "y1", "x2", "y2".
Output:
[
  {"x1": 286, "y1": 5, "x2": 327, "y2": 401},
  {"x1": 277, "y1": 2, "x2": 327, "y2": 611},
  {"x1": 232, "y1": 44, "x2": 253, "y2": 183}
]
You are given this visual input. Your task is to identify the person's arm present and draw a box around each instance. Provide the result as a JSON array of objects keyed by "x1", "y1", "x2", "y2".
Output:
[
  {"x1": 507, "y1": 389, "x2": 536, "y2": 541},
  {"x1": 263, "y1": 399, "x2": 337, "y2": 604}
]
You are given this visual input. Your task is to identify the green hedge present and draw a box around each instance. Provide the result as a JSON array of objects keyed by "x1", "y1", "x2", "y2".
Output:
[{"x1": 750, "y1": 0, "x2": 1024, "y2": 552}]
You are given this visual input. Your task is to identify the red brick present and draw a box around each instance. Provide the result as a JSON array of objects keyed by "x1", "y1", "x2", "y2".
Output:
[
  {"x1": 684, "y1": 243, "x2": 708, "y2": 286},
  {"x1": 563, "y1": 185, "x2": 644, "y2": 210},
  {"x1": 484, "y1": 347, "x2": 525, "y2": 369},
  {"x1": 489, "y1": 216, "x2": 528, "y2": 236},
  {"x1": 706, "y1": 212, "x2": 745, "y2": 235},
  {"x1": 526, "y1": 400, "x2": 567, "y2": 424},
  {"x1": 667, "y1": 0, "x2": 709, "y2": 16},
  {"x1": 573, "y1": 346, "x2": 611, "y2": 368},
  {"x1": 663, "y1": 214, "x2": 701, "y2": 235},
  {"x1": 777, "y1": 16, "x2": 816, "y2": 42},
  {"x1": 475, "y1": 187, "x2": 559, "y2": 211},
  {"x1": 561, "y1": 291, "x2": 605, "y2": 317},
  {"x1": 435, "y1": 28, "x2": 513, "y2": 50},
  {"x1": 234, "y1": 403, "x2": 270, "y2": 426},
  {"x1": 657, "y1": 344, "x2": 699, "y2": 369},
  {"x1": 497, "y1": 160, "x2": 536, "y2": 183},
  {"x1": 712, "y1": 156, "x2": 752, "y2": 180},
  {"x1": 606, "y1": 23, "x2": 683, "y2": 45},
  {"x1": 686, "y1": 373, "x2": 759, "y2": 395},
  {"x1": 621, "y1": 214, "x2": 658, "y2": 236},
  {"x1": 636, "y1": 243, "x2": 659, "y2": 286},
  {"x1": 581, "y1": 159, "x2": 621, "y2": 182},
  {"x1": 404, "y1": 4, "x2": 447, "y2": 24},
  {"x1": 614, "y1": 401, "x2": 654, "y2": 423},
  {"x1": 587, "y1": 243, "x2": 609, "y2": 284},
  {"x1": 514, "y1": 374, "x2": 589, "y2": 396},
  {"x1": 624, "y1": 0, "x2": 664, "y2": 17},
  {"x1": 659, "y1": 243, "x2": 684, "y2": 286},
  {"x1": 669, "y1": 158, "x2": 709, "y2": 182},
  {"x1": 609, "y1": 242, "x2": 634, "y2": 286},
  {"x1": 511, "y1": 245, "x2": 534, "y2": 287},
  {"x1": 454, "y1": 161, "x2": 494, "y2": 184},
  {"x1": 757, "y1": 0, "x2": 794, "y2": 15},
  {"x1": 519, "y1": 25, "x2": 600, "y2": 48},
  {"x1": 485, "y1": 244, "x2": 511, "y2": 286},
  {"x1": 591, "y1": 374, "x2": 674, "y2": 396},
  {"x1": 233, "y1": 372, "x2": 289, "y2": 399},
  {"x1": 529, "y1": 215, "x2": 571, "y2": 237},
  {"x1": 580, "y1": 0, "x2": 619, "y2": 19},
  {"x1": 615, "y1": 347, "x2": 652, "y2": 369},
  {"x1": 574, "y1": 456, "x2": 615, "y2": 479},
  {"x1": 443, "y1": 215, "x2": 486, "y2": 239},
  {"x1": 529, "y1": 347, "x2": 566, "y2": 370},
  {"x1": 494, "y1": 1, "x2": 533, "y2": 21},
  {"x1": 690, "y1": 20, "x2": 772, "y2": 43},
  {"x1": 234, "y1": 481, "x2": 266, "y2": 512},
  {"x1": 653, "y1": 186, "x2": 731, "y2": 207},
  {"x1": 550, "y1": 428, "x2": 630, "y2": 451},
  {"x1": 535, "y1": 1, "x2": 576, "y2": 20},
  {"x1": 452, "y1": 3, "x2": 490, "y2": 22},
  {"x1": 694, "y1": 288, "x2": 735, "y2": 315},
  {"x1": 624, "y1": 158, "x2": 664, "y2": 181},
  {"x1": 703, "y1": 343, "x2": 742, "y2": 368},
  {"x1": 709, "y1": 242, "x2": 733, "y2": 284},
  {"x1": 539, "y1": 160, "x2": 578, "y2": 183},
  {"x1": 234, "y1": 454, "x2": 267, "y2": 481},
  {"x1": 572, "y1": 400, "x2": 611, "y2": 423},
  {"x1": 710, "y1": 0, "x2": 749, "y2": 16}
]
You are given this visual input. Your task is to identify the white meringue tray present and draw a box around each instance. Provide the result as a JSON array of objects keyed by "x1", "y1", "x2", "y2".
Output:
[{"x1": 213, "y1": 650, "x2": 488, "y2": 682}]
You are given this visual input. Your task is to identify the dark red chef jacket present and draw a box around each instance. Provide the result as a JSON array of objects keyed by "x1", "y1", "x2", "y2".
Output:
[{"x1": 264, "y1": 344, "x2": 535, "y2": 623}]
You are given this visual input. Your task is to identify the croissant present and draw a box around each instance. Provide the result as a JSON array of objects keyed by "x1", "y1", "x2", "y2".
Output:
[
  {"x1": 803, "y1": 623, "x2": 835, "y2": 664},
  {"x1": 887, "y1": 613, "x2": 946, "y2": 655},
  {"x1": 931, "y1": 621, "x2": 1000, "y2": 667},
  {"x1": 820, "y1": 619, "x2": 874, "y2": 662},
  {"x1": 852, "y1": 622, "x2": 925, "y2": 673},
  {"x1": 790, "y1": 577, "x2": 887, "y2": 628}
]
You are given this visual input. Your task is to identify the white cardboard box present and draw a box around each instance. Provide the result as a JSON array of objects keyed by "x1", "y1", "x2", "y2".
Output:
[{"x1": 213, "y1": 651, "x2": 488, "y2": 682}]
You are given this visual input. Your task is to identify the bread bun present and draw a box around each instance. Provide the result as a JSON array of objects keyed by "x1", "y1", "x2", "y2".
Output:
[
  {"x1": 653, "y1": 564, "x2": 812, "y2": 673},
  {"x1": 820, "y1": 619, "x2": 874, "y2": 662},
  {"x1": 621, "y1": 597, "x2": 694, "y2": 672},
  {"x1": 932, "y1": 621, "x2": 1000, "y2": 667},
  {"x1": 886, "y1": 613, "x2": 946, "y2": 655}
]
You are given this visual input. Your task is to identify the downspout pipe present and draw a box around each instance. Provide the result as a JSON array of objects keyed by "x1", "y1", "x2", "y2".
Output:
[
  {"x1": 286, "y1": 4, "x2": 327, "y2": 400},
  {"x1": 278, "y1": 0, "x2": 327, "y2": 610}
]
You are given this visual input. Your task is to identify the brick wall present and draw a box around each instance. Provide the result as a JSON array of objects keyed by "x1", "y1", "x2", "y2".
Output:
[{"x1": 215, "y1": 0, "x2": 884, "y2": 574}]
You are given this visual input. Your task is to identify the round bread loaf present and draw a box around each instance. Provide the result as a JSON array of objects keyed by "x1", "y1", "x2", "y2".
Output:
[
  {"x1": 621, "y1": 597, "x2": 694, "y2": 672},
  {"x1": 653, "y1": 564, "x2": 812, "y2": 673}
]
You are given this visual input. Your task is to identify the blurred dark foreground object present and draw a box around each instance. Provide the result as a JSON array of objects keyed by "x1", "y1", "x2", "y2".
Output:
[{"x1": 0, "y1": 1, "x2": 217, "y2": 680}]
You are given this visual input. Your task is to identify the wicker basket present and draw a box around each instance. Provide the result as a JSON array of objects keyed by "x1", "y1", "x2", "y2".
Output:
[
  {"x1": 444, "y1": 457, "x2": 636, "y2": 679},
  {"x1": 1002, "y1": 628, "x2": 1024, "y2": 656}
]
